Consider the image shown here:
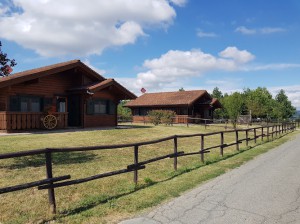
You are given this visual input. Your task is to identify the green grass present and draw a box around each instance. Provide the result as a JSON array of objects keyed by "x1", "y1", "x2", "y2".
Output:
[{"x1": 0, "y1": 124, "x2": 297, "y2": 224}]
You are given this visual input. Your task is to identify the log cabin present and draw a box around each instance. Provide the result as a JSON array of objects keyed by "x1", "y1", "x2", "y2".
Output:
[
  {"x1": 125, "y1": 90, "x2": 221, "y2": 124},
  {"x1": 0, "y1": 60, "x2": 136, "y2": 132}
]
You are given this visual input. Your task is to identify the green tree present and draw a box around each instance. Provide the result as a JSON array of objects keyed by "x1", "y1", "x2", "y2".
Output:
[
  {"x1": 179, "y1": 87, "x2": 185, "y2": 91},
  {"x1": 222, "y1": 92, "x2": 244, "y2": 128},
  {"x1": 273, "y1": 89, "x2": 296, "y2": 120},
  {"x1": 211, "y1": 87, "x2": 227, "y2": 119},
  {"x1": 244, "y1": 87, "x2": 273, "y2": 119},
  {"x1": 0, "y1": 41, "x2": 17, "y2": 77},
  {"x1": 117, "y1": 100, "x2": 132, "y2": 121},
  {"x1": 211, "y1": 87, "x2": 223, "y2": 99}
]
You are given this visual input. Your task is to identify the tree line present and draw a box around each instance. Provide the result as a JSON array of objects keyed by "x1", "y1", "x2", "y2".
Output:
[{"x1": 211, "y1": 87, "x2": 296, "y2": 127}]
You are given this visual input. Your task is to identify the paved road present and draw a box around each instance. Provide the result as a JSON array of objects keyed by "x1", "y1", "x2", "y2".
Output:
[{"x1": 120, "y1": 134, "x2": 300, "y2": 224}]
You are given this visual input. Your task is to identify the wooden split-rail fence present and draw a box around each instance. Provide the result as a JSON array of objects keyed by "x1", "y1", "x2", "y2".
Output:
[{"x1": 0, "y1": 123, "x2": 296, "y2": 214}]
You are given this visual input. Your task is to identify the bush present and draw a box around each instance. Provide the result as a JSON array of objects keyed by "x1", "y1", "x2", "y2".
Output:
[
  {"x1": 148, "y1": 110, "x2": 163, "y2": 125},
  {"x1": 148, "y1": 110, "x2": 176, "y2": 126},
  {"x1": 161, "y1": 110, "x2": 176, "y2": 125}
]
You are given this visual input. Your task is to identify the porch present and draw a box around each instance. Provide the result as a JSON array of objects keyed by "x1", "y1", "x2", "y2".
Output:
[{"x1": 0, "y1": 112, "x2": 68, "y2": 131}]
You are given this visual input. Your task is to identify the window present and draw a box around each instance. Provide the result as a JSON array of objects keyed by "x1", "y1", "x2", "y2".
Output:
[
  {"x1": 57, "y1": 97, "x2": 67, "y2": 113},
  {"x1": 133, "y1": 108, "x2": 150, "y2": 116},
  {"x1": 87, "y1": 98, "x2": 116, "y2": 115},
  {"x1": 10, "y1": 95, "x2": 42, "y2": 112}
]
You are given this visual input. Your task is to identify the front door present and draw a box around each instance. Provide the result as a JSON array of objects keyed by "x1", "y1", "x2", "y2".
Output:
[{"x1": 68, "y1": 95, "x2": 81, "y2": 127}]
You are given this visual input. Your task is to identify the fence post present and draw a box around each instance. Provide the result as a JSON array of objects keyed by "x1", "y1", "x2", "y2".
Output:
[
  {"x1": 254, "y1": 128, "x2": 257, "y2": 144},
  {"x1": 45, "y1": 150, "x2": 56, "y2": 214},
  {"x1": 134, "y1": 145, "x2": 139, "y2": 185},
  {"x1": 245, "y1": 130, "x2": 249, "y2": 147},
  {"x1": 278, "y1": 125, "x2": 281, "y2": 135},
  {"x1": 220, "y1": 132, "x2": 224, "y2": 156},
  {"x1": 261, "y1": 127, "x2": 264, "y2": 141},
  {"x1": 267, "y1": 126, "x2": 269, "y2": 141},
  {"x1": 235, "y1": 130, "x2": 239, "y2": 151},
  {"x1": 200, "y1": 135, "x2": 205, "y2": 163},
  {"x1": 272, "y1": 126, "x2": 274, "y2": 140},
  {"x1": 173, "y1": 136, "x2": 178, "y2": 171}
]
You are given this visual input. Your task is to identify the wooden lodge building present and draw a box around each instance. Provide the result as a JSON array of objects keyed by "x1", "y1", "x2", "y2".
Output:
[
  {"x1": 125, "y1": 90, "x2": 222, "y2": 124},
  {"x1": 0, "y1": 60, "x2": 136, "y2": 132}
]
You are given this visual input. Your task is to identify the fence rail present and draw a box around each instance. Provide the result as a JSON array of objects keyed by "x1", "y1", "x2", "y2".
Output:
[{"x1": 0, "y1": 122, "x2": 296, "y2": 214}]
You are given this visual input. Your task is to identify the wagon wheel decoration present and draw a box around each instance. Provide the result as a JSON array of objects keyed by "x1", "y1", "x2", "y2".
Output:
[{"x1": 43, "y1": 114, "x2": 58, "y2": 130}]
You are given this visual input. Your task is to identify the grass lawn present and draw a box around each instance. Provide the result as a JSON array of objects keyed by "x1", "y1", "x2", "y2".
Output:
[{"x1": 0, "y1": 123, "x2": 297, "y2": 224}]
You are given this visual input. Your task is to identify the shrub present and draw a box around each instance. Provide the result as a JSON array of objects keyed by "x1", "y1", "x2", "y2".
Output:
[
  {"x1": 148, "y1": 110, "x2": 164, "y2": 125},
  {"x1": 148, "y1": 110, "x2": 176, "y2": 126},
  {"x1": 161, "y1": 110, "x2": 176, "y2": 125}
]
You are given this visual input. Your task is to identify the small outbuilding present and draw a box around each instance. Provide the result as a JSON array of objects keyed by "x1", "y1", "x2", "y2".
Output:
[
  {"x1": 125, "y1": 90, "x2": 221, "y2": 123},
  {"x1": 0, "y1": 60, "x2": 136, "y2": 131}
]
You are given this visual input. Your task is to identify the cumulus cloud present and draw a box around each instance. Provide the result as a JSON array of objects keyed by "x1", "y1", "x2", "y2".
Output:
[
  {"x1": 235, "y1": 26, "x2": 286, "y2": 35},
  {"x1": 0, "y1": 0, "x2": 184, "y2": 57},
  {"x1": 219, "y1": 46, "x2": 255, "y2": 64},
  {"x1": 117, "y1": 47, "x2": 255, "y2": 93}
]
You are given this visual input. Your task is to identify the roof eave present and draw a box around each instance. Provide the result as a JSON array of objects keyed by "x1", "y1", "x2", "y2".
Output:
[{"x1": 0, "y1": 60, "x2": 105, "y2": 89}]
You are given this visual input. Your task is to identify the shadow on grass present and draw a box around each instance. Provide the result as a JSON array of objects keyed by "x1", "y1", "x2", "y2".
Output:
[
  {"x1": 55, "y1": 144, "x2": 259, "y2": 219},
  {"x1": 3, "y1": 152, "x2": 98, "y2": 169},
  {"x1": 45, "y1": 135, "x2": 291, "y2": 221},
  {"x1": 117, "y1": 124, "x2": 154, "y2": 129}
]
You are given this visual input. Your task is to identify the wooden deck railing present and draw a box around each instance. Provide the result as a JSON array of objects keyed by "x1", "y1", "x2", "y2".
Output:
[
  {"x1": 0, "y1": 112, "x2": 68, "y2": 130},
  {"x1": 0, "y1": 122, "x2": 296, "y2": 214}
]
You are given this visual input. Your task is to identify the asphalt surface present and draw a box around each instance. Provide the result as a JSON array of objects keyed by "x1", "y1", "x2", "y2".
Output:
[{"x1": 120, "y1": 133, "x2": 300, "y2": 224}]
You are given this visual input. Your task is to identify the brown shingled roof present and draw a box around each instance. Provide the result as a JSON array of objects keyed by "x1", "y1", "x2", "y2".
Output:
[
  {"x1": 211, "y1": 98, "x2": 222, "y2": 108},
  {"x1": 68, "y1": 78, "x2": 137, "y2": 99},
  {"x1": 0, "y1": 60, "x2": 105, "y2": 88},
  {"x1": 125, "y1": 90, "x2": 209, "y2": 107}
]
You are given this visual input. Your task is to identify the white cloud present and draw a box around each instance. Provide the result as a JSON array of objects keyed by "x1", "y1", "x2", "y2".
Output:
[
  {"x1": 235, "y1": 26, "x2": 286, "y2": 35},
  {"x1": 82, "y1": 59, "x2": 106, "y2": 76},
  {"x1": 0, "y1": 0, "x2": 180, "y2": 57},
  {"x1": 242, "y1": 63, "x2": 300, "y2": 72},
  {"x1": 219, "y1": 46, "x2": 255, "y2": 64},
  {"x1": 197, "y1": 29, "x2": 217, "y2": 38},
  {"x1": 260, "y1": 27, "x2": 286, "y2": 34},
  {"x1": 118, "y1": 47, "x2": 255, "y2": 93},
  {"x1": 235, "y1": 26, "x2": 256, "y2": 35},
  {"x1": 169, "y1": 0, "x2": 187, "y2": 7}
]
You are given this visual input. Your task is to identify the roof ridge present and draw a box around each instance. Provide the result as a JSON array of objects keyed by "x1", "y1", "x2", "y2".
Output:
[
  {"x1": 141, "y1": 90, "x2": 206, "y2": 94},
  {"x1": 12, "y1": 59, "x2": 81, "y2": 76}
]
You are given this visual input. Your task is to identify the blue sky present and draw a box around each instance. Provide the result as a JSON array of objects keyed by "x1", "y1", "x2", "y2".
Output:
[{"x1": 1, "y1": 0, "x2": 300, "y2": 108}]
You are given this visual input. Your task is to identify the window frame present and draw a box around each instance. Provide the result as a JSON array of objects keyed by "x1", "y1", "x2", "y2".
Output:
[
  {"x1": 9, "y1": 95, "x2": 43, "y2": 112},
  {"x1": 86, "y1": 98, "x2": 116, "y2": 115}
]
